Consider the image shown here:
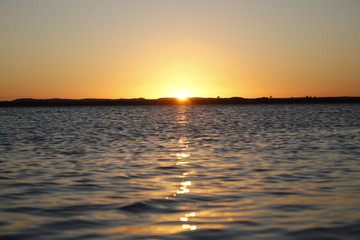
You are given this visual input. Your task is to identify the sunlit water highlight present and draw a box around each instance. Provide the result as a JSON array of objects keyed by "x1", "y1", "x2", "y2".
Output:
[{"x1": 1, "y1": 104, "x2": 360, "y2": 240}]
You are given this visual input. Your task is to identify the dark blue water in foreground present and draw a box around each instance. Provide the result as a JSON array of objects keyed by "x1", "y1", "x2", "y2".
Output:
[{"x1": 1, "y1": 104, "x2": 360, "y2": 240}]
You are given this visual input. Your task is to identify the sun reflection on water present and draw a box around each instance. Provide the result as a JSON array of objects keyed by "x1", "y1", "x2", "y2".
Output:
[
  {"x1": 181, "y1": 212, "x2": 197, "y2": 230},
  {"x1": 172, "y1": 108, "x2": 197, "y2": 231}
]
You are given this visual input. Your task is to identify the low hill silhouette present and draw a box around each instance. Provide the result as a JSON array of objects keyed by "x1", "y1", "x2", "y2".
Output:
[{"x1": 1, "y1": 97, "x2": 359, "y2": 107}]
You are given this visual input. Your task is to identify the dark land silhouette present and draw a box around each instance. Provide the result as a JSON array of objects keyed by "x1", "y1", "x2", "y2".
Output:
[{"x1": 0, "y1": 97, "x2": 360, "y2": 107}]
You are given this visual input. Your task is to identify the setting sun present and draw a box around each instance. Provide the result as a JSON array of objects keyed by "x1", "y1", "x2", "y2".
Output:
[{"x1": 177, "y1": 93, "x2": 188, "y2": 100}]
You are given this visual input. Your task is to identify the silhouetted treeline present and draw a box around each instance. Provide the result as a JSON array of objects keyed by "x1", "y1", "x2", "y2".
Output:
[{"x1": 0, "y1": 97, "x2": 359, "y2": 107}]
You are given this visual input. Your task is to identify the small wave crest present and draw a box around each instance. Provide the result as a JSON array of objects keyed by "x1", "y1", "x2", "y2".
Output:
[{"x1": 118, "y1": 198, "x2": 184, "y2": 214}]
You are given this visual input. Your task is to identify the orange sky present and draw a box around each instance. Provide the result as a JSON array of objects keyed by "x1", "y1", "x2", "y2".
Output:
[{"x1": 1, "y1": 0, "x2": 360, "y2": 100}]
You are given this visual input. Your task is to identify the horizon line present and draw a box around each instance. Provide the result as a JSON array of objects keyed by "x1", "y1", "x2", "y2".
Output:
[
  {"x1": 2, "y1": 95, "x2": 360, "y2": 102},
  {"x1": 1, "y1": 96, "x2": 360, "y2": 107}
]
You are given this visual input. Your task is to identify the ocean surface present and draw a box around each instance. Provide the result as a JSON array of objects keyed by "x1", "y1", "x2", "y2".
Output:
[{"x1": 1, "y1": 104, "x2": 360, "y2": 240}]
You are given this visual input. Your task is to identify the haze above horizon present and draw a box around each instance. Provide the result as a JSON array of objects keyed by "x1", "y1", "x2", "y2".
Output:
[{"x1": 1, "y1": 0, "x2": 360, "y2": 101}]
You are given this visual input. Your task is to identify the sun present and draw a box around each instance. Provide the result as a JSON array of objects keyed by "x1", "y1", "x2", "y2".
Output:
[{"x1": 176, "y1": 92, "x2": 188, "y2": 100}]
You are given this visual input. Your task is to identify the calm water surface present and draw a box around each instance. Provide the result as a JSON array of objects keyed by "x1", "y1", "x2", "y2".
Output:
[{"x1": 1, "y1": 104, "x2": 360, "y2": 240}]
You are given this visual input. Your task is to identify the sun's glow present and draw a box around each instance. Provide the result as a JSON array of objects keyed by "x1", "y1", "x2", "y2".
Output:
[{"x1": 176, "y1": 92, "x2": 188, "y2": 100}]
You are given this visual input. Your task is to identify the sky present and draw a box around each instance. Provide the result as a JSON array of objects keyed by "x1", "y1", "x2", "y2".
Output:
[{"x1": 1, "y1": 0, "x2": 360, "y2": 100}]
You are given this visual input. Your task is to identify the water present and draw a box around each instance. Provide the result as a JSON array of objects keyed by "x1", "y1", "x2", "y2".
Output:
[{"x1": 1, "y1": 104, "x2": 360, "y2": 240}]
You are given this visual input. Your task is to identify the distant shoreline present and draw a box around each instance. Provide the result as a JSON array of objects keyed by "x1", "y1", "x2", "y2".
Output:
[{"x1": 1, "y1": 97, "x2": 360, "y2": 107}]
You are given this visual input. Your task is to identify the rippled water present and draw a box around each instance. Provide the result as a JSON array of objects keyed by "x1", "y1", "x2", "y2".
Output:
[{"x1": 1, "y1": 104, "x2": 360, "y2": 240}]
